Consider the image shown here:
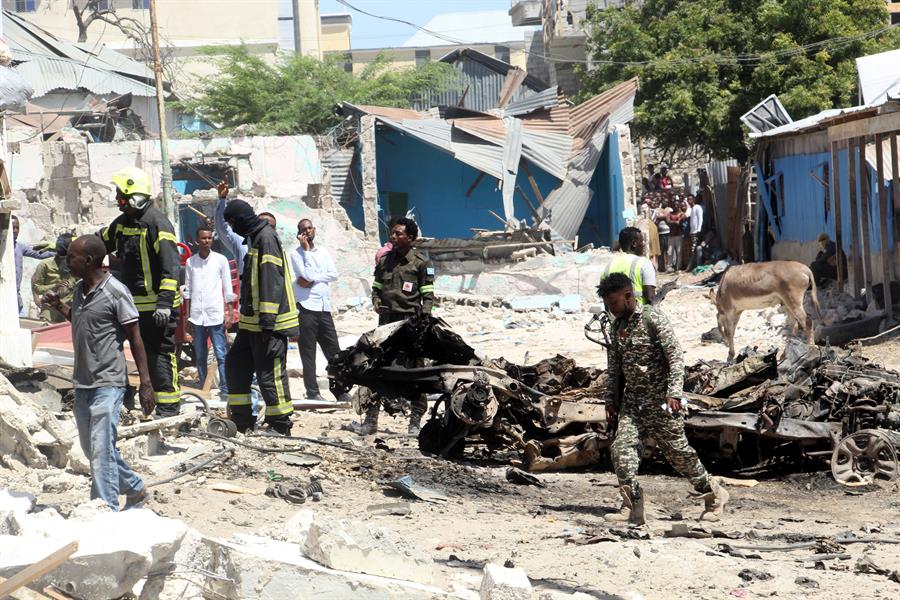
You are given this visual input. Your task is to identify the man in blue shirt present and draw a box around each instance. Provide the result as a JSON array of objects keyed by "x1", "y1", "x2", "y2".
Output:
[{"x1": 12, "y1": 215, "x2": 54, "y2": 314}]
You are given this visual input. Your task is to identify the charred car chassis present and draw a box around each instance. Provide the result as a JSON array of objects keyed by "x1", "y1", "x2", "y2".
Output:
[{"x1": 328, "y1": 316, "x2": 900, "y2": 485}]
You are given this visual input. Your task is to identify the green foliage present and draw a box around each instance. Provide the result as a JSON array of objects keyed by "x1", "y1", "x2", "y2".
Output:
[
  {"x1": 178, "y1": 46, "x2": 460, "y2": 135},
  {"x1": 578, "y1": 0, "x2": 899, "y2": 162}
]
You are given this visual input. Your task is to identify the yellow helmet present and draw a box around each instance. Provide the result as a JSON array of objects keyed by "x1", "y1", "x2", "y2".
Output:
[{"x1": 112, "y1": 166, "x2": 152, "y2": 195}]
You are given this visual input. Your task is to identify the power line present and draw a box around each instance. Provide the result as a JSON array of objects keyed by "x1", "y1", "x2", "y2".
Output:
[{"x1": 335, "y1": 0, "x2": 898, "y2": 69}]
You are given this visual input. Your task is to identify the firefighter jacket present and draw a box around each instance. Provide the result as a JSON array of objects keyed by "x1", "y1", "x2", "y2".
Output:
[
  {"x1": 101, "y1": 207, "x2": 181, "y2": 313},
  {"x1": 372, "y1": 249, "x2": 435, "y2": 315},
  {"x1": 237, "y1": 222, "x2": 299, "y2": 336}
]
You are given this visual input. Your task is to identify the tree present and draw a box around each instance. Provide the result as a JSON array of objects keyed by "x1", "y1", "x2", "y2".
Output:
[
  {"x1": 71, "y1": 0, "x2": 179, "y2": 83},
  {"x1": 578, "y1": 0, "x2": 900, "y2": 162},
  {"x1": 179, "y1": 46, "x2": 460, "y2": 135}
]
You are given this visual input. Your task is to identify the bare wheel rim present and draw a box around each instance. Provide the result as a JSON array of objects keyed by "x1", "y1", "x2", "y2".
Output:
[{"x1": 831, "y1": 429, "x2": 899, "y2": 486}]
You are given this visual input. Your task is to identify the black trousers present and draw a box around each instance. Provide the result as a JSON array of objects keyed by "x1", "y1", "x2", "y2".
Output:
[
  {"x1": 138, "y1": 312, "x2": 180, "y2": 417},
  {"x1": 225, "y1": 330, "x2": 293, "y2": 433},
  {"x1": 298, "y1": 306, "x2": 341, "y2": 396}
]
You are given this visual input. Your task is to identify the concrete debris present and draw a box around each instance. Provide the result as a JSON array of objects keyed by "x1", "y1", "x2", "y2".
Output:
[
  {"x1": 303, "y1": 514, "x2": 437, "y2": 585},
  {"x1": 201, "y1": 534, "x2": 464, "y2": 600},
  {"x1": 0, "y1": 507, "x2": 189, "y2": 599},
  {"x1": 0, "y1": 489, "x2": 35, "y2": 514},
  {"x1": 480, "y1": 563, "x2": 533, "y2": 600},
  {"x1": 0, "y1": 374, "x2": 71, "y2": 469}
]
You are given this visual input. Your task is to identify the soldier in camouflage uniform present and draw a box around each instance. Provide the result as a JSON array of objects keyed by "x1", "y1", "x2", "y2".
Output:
[
  {"x1": 598, "y1": 272, "x2": 728, "y2": 525},
  {"x1": 352, "y1": 217, "x2": 435, "y2": 436}
]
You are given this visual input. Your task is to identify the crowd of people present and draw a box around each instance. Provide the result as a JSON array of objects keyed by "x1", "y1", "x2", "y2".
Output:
[
  {"x1": 639, "y1": 163, "x2": 720, "y2": 274},
  {"x1": 13, "y1": 166, "x2": 434, "y2": 512}
]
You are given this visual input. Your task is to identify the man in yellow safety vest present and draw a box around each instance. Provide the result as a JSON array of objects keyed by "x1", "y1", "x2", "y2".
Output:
[{"x1": 602, "y1": 226, "x2": 657, "y2": 305}]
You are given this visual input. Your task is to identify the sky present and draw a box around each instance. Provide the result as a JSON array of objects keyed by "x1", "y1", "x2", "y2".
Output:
[{"x1": 319, "y1": 0, "x2": 515, "y2": 49}]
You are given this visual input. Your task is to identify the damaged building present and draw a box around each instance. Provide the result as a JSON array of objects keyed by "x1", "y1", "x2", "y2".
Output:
[
  {"x1": 334, "y1": 74, "x2": 639, "y2": 250},
  {"x1": 3, "y1": 10, "x2": 178, "y2": 142},
  {"x1": 747, "y1": 47, "x2": 900, "y2": 316}
]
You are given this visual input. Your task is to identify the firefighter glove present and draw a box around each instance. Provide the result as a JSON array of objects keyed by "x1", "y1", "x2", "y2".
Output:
[{"x1": 153, "y1": 307, "x2": 172, "y2": 328}]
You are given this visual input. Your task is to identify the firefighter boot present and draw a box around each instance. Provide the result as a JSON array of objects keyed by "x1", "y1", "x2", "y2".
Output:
[
  {"x1": 351, "y1": 403, "x2": 379, "y2": 436},
  {"x1": 604, "y1": 485, "x2": 645, "y2": 525},
  {"x1": 699, "y1": 477, "x2": 729, "y2": 522}
]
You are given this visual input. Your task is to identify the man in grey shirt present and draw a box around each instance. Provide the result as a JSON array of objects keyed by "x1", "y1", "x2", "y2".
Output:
[{"x1": 43, "y1": 235, "x2": 155, "y2": 511}]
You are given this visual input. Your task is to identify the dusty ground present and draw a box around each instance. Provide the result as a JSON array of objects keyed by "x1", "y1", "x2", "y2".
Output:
[{"x1": 28, "y1": 283, "x2": 900, "y2": 599}]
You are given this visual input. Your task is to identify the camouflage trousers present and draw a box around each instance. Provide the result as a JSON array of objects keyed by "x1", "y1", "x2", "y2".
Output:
[{"x1": 610, "y1": 400, "x2": 710, "y2": 494}]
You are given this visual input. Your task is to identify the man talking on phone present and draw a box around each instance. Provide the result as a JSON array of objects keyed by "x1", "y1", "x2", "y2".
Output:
[{"x1": 290, "y1": 218, "x2": 346, "y2": 402}]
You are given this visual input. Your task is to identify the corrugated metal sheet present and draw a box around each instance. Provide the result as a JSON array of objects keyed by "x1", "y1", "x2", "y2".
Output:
[
  {"x1": 502, "y1": 87, "x2": 560, "y2": 116},
  {"x1": 856, "y1": 48, "x2": 900, "y2": 106},
  {"x1": 569, "y1": 78, "x2": 638, "y2": 138},
  {"x1": 520, "y1": 129, "x2": 571, "y2": 180},
  {"x1": 344, "y1": 103, "x2": 425, "y2": 121},
  {"x1": 412, "y1": 48, "x2": 549, "y2": 112},
  {"x1": 568, "y1": 122, "x2": 610, "y2": 186},
  {"x1": 14, "y1": 53, "x2": 157, "y2": 97},
  {"x1": 501, "y1": 117, "x2": 523, "y2": 219},
  {"x1": 321, "y1": 148, "x2": 355, "y2": 204},
  {"x1": 543, "y1": 180, "x2": 593, "y2": 240},
  {"x1": 5, "y1": 11, "x2": 162, "y2": 97},
  {"x1": 750, "y1": 104, "x2": 876, "y2": 139}
]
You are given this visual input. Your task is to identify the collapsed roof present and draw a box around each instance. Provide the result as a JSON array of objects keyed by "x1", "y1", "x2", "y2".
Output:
[{"x1": 341, "y1": 77, "x2": 638, "y2": 240}]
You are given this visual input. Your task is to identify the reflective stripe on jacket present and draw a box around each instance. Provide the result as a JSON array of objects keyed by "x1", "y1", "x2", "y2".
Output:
[
  {"x1": 237, "y1": 224, "x2": 299, "y2": 335},
  {"x1": 100, "y1": 207, "x2": 181, "y2": 312}
]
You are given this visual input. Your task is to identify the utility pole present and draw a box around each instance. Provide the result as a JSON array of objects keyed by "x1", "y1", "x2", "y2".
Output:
[{"x1": 148, "y1": 0, "x2": 176, "y2": 228}]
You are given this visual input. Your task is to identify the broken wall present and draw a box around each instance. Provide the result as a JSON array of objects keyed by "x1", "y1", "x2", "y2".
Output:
[{"x1": 9, "y1": 133, "x2": 376, "y2": 314}]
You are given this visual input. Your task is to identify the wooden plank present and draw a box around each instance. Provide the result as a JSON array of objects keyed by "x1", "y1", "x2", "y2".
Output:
[
  {"x1": 847, "y1": 138, "x2": 862, "y2": 297},
  {"x1": 515, "y1": 185, "x2": 542, "y2": 225},
  {"x1": 892, "y1": 133, "x2": 900, "y2": 287},
  {"x1": 0, "y1": 578, "x2": 54, "y2": 600},
  {"x1": 0, "y1": 542, "x2": 78, "y2": 598},
  {"x1": 858, "y1": 136, "x2": 874, "y2": 305},
  {"x1": 875, "y1": 134, "x2": 893, "y2": 320},
  {"x1": 830, "y1": 141, "x2": 844, "y2": 292},
  {"x1": 464, "y1": 172, "x2": 485, "y2": 198},
  {"x1": 520, "y1": 160, "x2": 546, "y2": 206},
  {"x1": 828, "y1": 111, "x2": 900, "y2": 142}
]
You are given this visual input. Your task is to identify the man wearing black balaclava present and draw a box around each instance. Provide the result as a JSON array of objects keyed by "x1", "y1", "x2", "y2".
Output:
[
  {"x1": 33, "y1": 232, "x2": 77, "y2": 324},
  {"x1": 223, "y1": 200, "x2": 299, "y2": 434}
]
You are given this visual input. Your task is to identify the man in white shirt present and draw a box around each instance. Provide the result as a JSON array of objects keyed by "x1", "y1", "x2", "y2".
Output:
[
  {"x1": 688, "y1": 195, "x2": 704, "y2": 270},
  {"x1": 184, "y1": 226, "x2": 235, "y2": 394},
  {"x1": 291, "y1": 218, "x2": 344, "y2": 401}
]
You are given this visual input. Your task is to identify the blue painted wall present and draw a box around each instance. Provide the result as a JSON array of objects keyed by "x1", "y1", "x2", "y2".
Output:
[
  {"x1": 374, "y1": 128, "x2": 561, "y2": 241},
  {"x1": 755, "y1": 148, "x2": 894, "y2": 254},
  {"x1": 579, "y1": 131, "x2": 626, "y2": 247}
]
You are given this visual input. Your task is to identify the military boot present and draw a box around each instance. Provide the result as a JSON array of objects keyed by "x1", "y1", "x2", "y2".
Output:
[
  {"x1": 408, "y1": 396, "x2": 427, "y2": 435},
  {"x1": 350, "y1": 403, "x2": 379, "y2": 436},
  {"x1": 604, "y1": 485, "x2": 645, "y2": 526},
  {"x1": 698, "y1": 477, "x2": 729, "y2": 522}
]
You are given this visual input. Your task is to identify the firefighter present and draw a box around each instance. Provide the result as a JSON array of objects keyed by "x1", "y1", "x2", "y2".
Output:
[
  {"x1": 100, "y1": 167, "x2": 183, "y2": 417},
  {"x1": 223, "y1": 199, "x2": 298, "y2": 435}
]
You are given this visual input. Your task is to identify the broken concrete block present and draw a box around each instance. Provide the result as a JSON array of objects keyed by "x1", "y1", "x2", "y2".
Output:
[
  {"x1": 0, "y1": 509, "x2": 188, "y2": 599},
  {"x1": 303, "y1": 515, "x2": 436, "y2": 585},
  {"x1": 139, "y1": 528, "x2": 211, "y2": 600},
  {"x1": 278, "y1": 509, "x2": 315, "y2": 545},
  {"x1": 0, "y1": 374, "x2": 72, "y2": 469},
  {"x1": 480, "y1": 564, "x2": 533, "y2": 600},
  {"x1": 0, "y1": 489, "x2": 35, "y2": 514},
  {"x1": 42, "y1": 472, "x2": 85, "y2": 493},
  {"x1": 203, "y1": 535, "x2": 461, "y2": 600}
]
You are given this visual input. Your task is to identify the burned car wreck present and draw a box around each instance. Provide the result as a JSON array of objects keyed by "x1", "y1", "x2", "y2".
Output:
[{"x1": 328, "y1": 316, "x2": 900, "y2": 485}]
